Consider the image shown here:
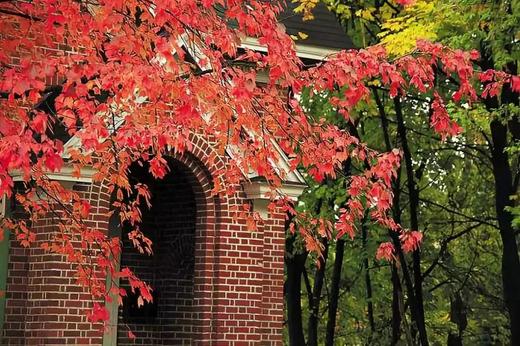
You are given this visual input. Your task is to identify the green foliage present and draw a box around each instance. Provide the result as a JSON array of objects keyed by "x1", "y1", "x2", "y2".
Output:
[
  {"x1": 285, "y1": 0, "x2": 518, "y2": 344},
  {"x1": 380, "y1": 0, "x2": 520, "y2": 67},
  {"x1": 378, "y1": 1, "x2": 438, "y2": 56}
]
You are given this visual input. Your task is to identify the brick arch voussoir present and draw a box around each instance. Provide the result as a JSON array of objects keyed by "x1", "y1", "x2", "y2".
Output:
[
  {"x1": 93, "y1": 132, "x2": 230, "y2": 218},
  {"x1": 91, "y1": 140, "x2": 224, "y2": 240}
]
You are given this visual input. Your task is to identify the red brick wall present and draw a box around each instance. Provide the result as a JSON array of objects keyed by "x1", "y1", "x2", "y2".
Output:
[
  {"x1": 2, "y1": 231, "x2": 29, "y2": 342},
  {"x1": 2, "y1": 135, "x2": 286, "y2": 345},
  {"x1": 2, "y1": 183, "x2": 106, "y2": 345},
  {"x1": 260, "y1": 207, "x2": 286, "y2": 345}
]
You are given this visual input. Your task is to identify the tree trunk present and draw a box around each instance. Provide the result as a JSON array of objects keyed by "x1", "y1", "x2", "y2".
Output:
[
  {"x1": 490, "y1": 118, "x2": 520, "y2": 344},
  {"x1": 307, "y1": 238, "x2": 329, "y2": 346},
  {"x1": 375, "y1": 87, "x2": 404, "y2": 344},
  {"x1": 362, "y1": 218, "x2": 375, "y2": 334},
  {"x1": 325, "y1": 238, "x2": 346, "y2": 345},
  {"x1": 285, "y1": 249, "x2": 308, "y2": 346},
  {"x1": 480, "y1": 49, "x2": 520, "y2": 343},
  {"x1": 391, "y1": 264, "x2": 402, "y2": 345},
  {"x1": 394, "y1": 97, "x2": 428, "y2": 346},
  {"x1": 447, "y1": 292, "x2": 467, "y2": 346}
]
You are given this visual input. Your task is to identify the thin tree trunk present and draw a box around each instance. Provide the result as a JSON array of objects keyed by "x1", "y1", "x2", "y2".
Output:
[
  {"x1": 285, "y1": 245, "x2": 308, "y2": 346},
  {"x1": 447, "y1": 292, "x2": 467, "y2": 346},
  {"x1": 480, "y1": 49, "x2": 520, "y2": 343},
  {"x1": 322, "y1": 151, "x2": 354, "y2": 345},
  {"x1": 307, "y1": 238, "x2": 329, "y2": 346},
  {"x1": 394, "y1": 96, "x2": 428, "y2": 345},
  {"x1": 325, "y1": 238, "x2": 346, "y2": 346},
  {"x1": 374, "y1": 87, "x2": 410, "y2": 344},
  {"x1": 490, "y1": 118, "x2": 520, "y2": 344},
  {"x1": 391, "y1": 263, "x2": 403, "y2": 345},
  {"x1": 362, "y1": 217, "x2": 375, "y2": 334},
  {"x1": 390, "y1": 167, "x2": 404, "y2": 345}
]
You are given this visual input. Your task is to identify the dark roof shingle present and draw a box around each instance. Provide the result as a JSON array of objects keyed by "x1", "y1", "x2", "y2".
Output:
[{"x1": 279, "y1": 2, "x2": 353, "y2": 50}]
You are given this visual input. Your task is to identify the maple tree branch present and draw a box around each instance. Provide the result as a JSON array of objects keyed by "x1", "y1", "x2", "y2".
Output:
[
  {"x1": 32, "y1": 182, "x2": 108, "y2": 295},
  {"x1": 383, "y1": 0, "x2": 400, "y2": 12},
  {"x1": 380, "y1": 112, "x2": 492, "y2": 161},
  {"x1": 138, "y1": 0, "x2": 206, "y2": 43},
  {"x1": 421, "y1": 222, "x2": 484, "y2": 280},
  {"x1": 301, "y1": 267, "x2": 314, "y2": 309},
  {"x1": 428, "y1": 279, "x2": 452, "y2": 293},
  {"x1": 28, "y1": 165, "x2": 133, "y2": 298},
  {"x1": 417, "y1": 196, "x2": 499, "y2": 229},
  {"x1": 416, "y1": 146, "x2": 492, "y2": 170},
  {"x1": 363, "y1": 23, "x2": 378, "y2": 42},
  {"x1": 0, "y1": 84, "x2": 62, "y2": 100},
  {"x1": 370, "y1": 85, "x2": 431, "y2": 103},
  {"x1": 373, "y1": 76, "x2": 494, "y2": 159},
  {"x1": 438, "y1": 259, "x2": 503, "y2": 303},
  {"x1": 456, "y1": 251, "x2": 478, "y2": 293},
  {"x1": 0, "y1": 7, "x2": 42, "y2": 21},
  {"x1": 251, "y1": 99, "x2": 302, "y2": 145}
]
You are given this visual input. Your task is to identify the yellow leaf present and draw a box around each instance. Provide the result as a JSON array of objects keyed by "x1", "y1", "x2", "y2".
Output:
[
  {"x1": 368, "y1": 79, "x2": 381, "y2": 87},
  {"x1": 293, "y1": 0, "x2": 317, "y2": 20},
  {"x1": 355, "y1": 8, "x2": 376, "y2": 21}
]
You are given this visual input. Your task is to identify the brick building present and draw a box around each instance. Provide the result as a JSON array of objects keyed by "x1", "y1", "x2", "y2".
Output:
[{"x1": 0, "y1": 3, "x2": 351, "y2": 345}]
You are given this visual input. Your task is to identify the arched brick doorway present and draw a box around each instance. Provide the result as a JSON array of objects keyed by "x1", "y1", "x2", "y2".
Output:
[
  {"x1": 109, "y1": 156, "x2": 217, "y2": 345},
  {"x1": 1, "y1": 133, "x2": 296, "y2": 345}
]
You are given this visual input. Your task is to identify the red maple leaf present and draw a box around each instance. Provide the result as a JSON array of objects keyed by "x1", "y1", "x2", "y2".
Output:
[{"x1": 376, "y1": 242, "x2": 395, "y2": 262}]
